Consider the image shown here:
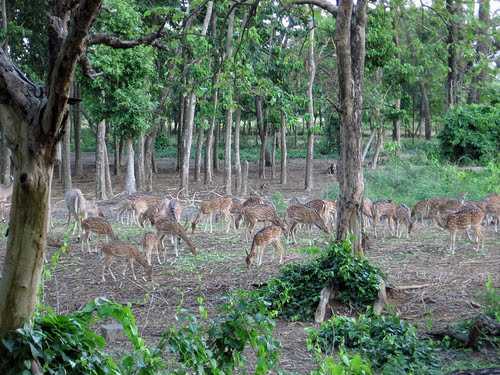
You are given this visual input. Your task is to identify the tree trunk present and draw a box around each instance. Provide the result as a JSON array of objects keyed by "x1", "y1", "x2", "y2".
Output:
[
  {"x1": 223, "y1": 6, "x2": 235, "y2": 195},
  {"x1": 135, "y1": 134, "x2": 145, "y2": 191},
  {"x1": 234, "y1": 108, "x2": 242, "y2": 193},
  {"x1": 271, "y1": 131, "x2": 277, "y2": 179},
  {"x1": 144, "y1": 132, "x2": 155, "y2": 191},
  {"x1": 362, "y1": 128, "x2": 376, "y2": 162},
  {"x1": 420, "y1": 82, "x2": 432, "y2": 140},
  {"x1": 280, "y1": 111, "x2": 287, "y2": 185},
  {"x1": 305, "y1": 16, "x2": 316, "y2": 192},
  {"x1": 371, "y1": 127, "x2": 384, "y2": 169},
  {"x1": 446, "y1": 0, "x2": 461, "y2": 109},
  {"x1": 214, "y1": 121, "x2": 220, "y2": 171},
  {"x1": 103, "y1": 139, "x2": 113, "y2": 197},
  {"x1": 392, "y1": 98, "x2": 401, "y2": 144},
  {"x1": 391, "y1": 3, "x2": 401, "y2": 145},
  {"x1": 177, "y1": 95, "x2": 185, "y2": 173},
  {"x1": 119, "y1": 136, "x2": 124, "y2": 168},
  {"x1": 256, "y1": 96, "x2": 266, "y2": 179},
  {"x1": 125, "y1": 138, "x2": 136, "y2": 195},
  {"x1": 0, "y1": 126, "x2": 11, "y2": 184},
  {"x1": 61, "y1": 116, "x2": 72, "y2": 193},
  {"x1": 95, "y1": 120, "x2": 107, "y2": 200},
  {"x1": 243, "y1": 160, "x2": 249, "y2": 196},
  {"x1": 205, "y1": 89, "x2": 218, "y2": 185},
  {"x1": 194, "y1": 125, "x2": 203, "y2": 182},
  {"x1": 467, "y1": 0, "x2": 490, "y2": 104},
  {"x1": 335, "y1": 0, "x2": 368, "y2": 256},
  {"x1": 114, "y1": 134, "x2": 120, "y2": 176},
  {"x1": 72, "y1": 82, "x2": 82, "y2": 177}
]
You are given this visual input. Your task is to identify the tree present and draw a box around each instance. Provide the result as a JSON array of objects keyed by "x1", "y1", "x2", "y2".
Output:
[
  {"x1": 305, "y1": 13, "x2": 316, "y2": 192},
  {"x1": 0, "y1": 0, "x2": 102, "y2": 335},
  {"x1": 223, "y1": 5, "x2": 235, "y2": 195}
]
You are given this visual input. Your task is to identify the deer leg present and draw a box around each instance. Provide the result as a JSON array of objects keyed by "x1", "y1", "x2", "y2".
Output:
[
  {"x1": 156, "y1": 245, "x2": 162, "y2": 265},
  {"x1": 173, "y1": 236, "x2": 179, "y2": 257},
  {"x1": 450, "y1": 231, "x2": 456, "y2": 255},
  {"x1": 130, "y1": 259, "x2": 137, "y2": 280},
  {"x1": 257, "y1": 245, "x2": 264, "y2": 267}
]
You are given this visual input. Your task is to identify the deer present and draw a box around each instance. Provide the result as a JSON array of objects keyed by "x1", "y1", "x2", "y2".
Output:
[
  {"x1": 234, "y1": 196, "x2": 266, "y2": 230},
  {"x1": 81, "y1": 217, "x2": 117, "y2": 253},
  {"x1": 395, "y1": 204, "x2": 414, "y2": 238},
  {"x1": 285, "y1": 204, "x2": 331, "y2": 244},
  {"x1": 371, "y1": 200, "x2": 397, "y2": 238},
  {"x1": 100, "y1": 242, "x2": 152, "y2": 282},
  {"x1": 411, "y1": 199, "x2": 432, "y2": 225},
  {"x1": 65, "y1": 189, "x2": 103, "y2": 235},
  {"x1": 116, "y1": 199, "x2": 135, "y2": 225},
  {"x1": 191, "y1": 196, "x2": 233, "y2": 233},
  {"x1": 305, "y1": 199, "x2": 337, "y2": 228},
  {"x1": 434, "y1": 205, "x2": 485, "y2": 254},
  {"x1": 428, "y1": 193, "x2": 467, "y2": 224},
  {"x1": 139, "y1": 198, "x2": 181, "y2": 228},
  {"x1": 245, "y1": 225, "x2": 285, "y2": 268},
  {"x1": 362, "y1": 198, "x2": 373, "y2": 228},
  {"x1": 240, "y1": 204, "x2": 285, "y2": 240},
  {"x1": 154, "y1": 216, "x2": 197, "y2": 257},
  {"x1": 142, "y1": 232, "x2": 162, "y2": 265},
  {"x1": 482, "y1": 193, "x2": 500, "y2": 232},
  {"x1": 0, "y1": 176, "x2": 13, "y2": 221}
]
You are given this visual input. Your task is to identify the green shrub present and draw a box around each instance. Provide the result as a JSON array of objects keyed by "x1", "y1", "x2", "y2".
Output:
[
  {"x1": 439, "y1": 104, "x2": 500, "y2": 165},
  {"x1": 482, "y1": 275, "x2": 500, "y2": 322},
  {"x1": 255, "y1": 241, "x2": 383, "y2": 321},
  {"x1": 308, "y1": 312, "x2": 437, "y2": 374},
  {"x1": 310, "y1": 349, "x2": 373, "y2": 375}
]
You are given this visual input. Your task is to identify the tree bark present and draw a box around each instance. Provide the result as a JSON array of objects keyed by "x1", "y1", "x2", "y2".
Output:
[
  {"x1": 95, "y1": 120, "x2": 107, "y2": 200},
  {"x1": 420, "y1": 81, "x2": 432, "y2": 140},
  {"x1": 214, "y1": 121, "x2": 220, "y2": 172},
  {"x1": 194, "y1": 125, "x2": 203, "y2": 182},
  {"x1": 305, "y1": 16, "x2": 316, "y2": 192},
  {"x1": 135, "y1": 134, "x2": 145, "y2": 191},
  {"x1": 144, "y1": 132, "x2": 155, "y2": 191},
  {"x1": 243, "y1": 160, "x2": 249, "y2": 196},
  {"x1": 0, "y1": 126, "x2": 11, "y2": 184},
  {"x1": 271, "y1": 131, "x2": 277, "y2": 179},
  {"x1": 280, "y1": 111, "x2": 287, "y2": 184},
  {"x1": 61, "y1": 116, "x2": 72, "y2": 193},
  {"x1": 392, "y1": 3, "x2": 401, "y2": 144},
  {"x1": 256, "y1": 96, "x2": 267, "y2": 179},
  {"x1": 114, "y1": 134, "x2": 120, "y2": 176},
  {"x1": 446, "y1": 0, "x2": 461, "y2": 109},
  {"x1": 104, "y1": 139, "x2": 113, "y2": 197},
  {"x1": 223, "y1": 6, "x2": 235, "y2": 195},
  {"x1": 371, "y1": 127, "x2": 384, "y2": 169},
  {"x1": 392, "y1": 98, "x2": 401, "y2": 144},
  {"x1": 72, "y1": 82, "x2": 82, "y2": 177},
  {"x1": 177, "y1": 95, "x2": 185, "y2": 172},
  {"x1": 125, "y1": 138, "x2": 136, "y2": 194},
  {"x1": 362, "y1": 128, "x2": 376, "y2": 162},
  {"x1": 205, "y1": 89, "x2": 218, "y2": 185},
  {"x1": 234, "y1": 108, "x2": 242, "y2": 193},
  {"x1": 334, "y1": 0, "x2": 368, "y2": 256}
]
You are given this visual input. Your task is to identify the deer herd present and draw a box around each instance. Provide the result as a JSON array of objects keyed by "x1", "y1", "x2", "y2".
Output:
[{"x1": 0, "y1": 175, "x2": 497, "y2": 283}]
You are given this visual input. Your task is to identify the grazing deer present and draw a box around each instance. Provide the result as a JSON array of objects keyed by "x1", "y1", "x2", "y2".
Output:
[
  {"x1": 234, "y1": 196, "x2": 266, "y2": 229},
  {"x1": 142, "y1": 232, "x2": 162, "y2": 265},
  {"x1": 305, "y1": 199, "x2": 337, "y2": 227},
  {"x1": 139, "y1": 198, "x2": 181, "y2": 227},
  {"x1": 65, "y1": 189, "x2": 103, "y2": 235},
  {"x1": 395, "y1": 204, "x2": 414, "y2": 238},
  {"x1": 286, "y1": 204, "x2": 331, "y2": 244},
  {"x1": 246, "y1": 225, "x2": 285, "y2": 268},
  {"x1": 127, "y1": 195, "x2": 162, "y2": 225},
  {"x1": 155, "y1": 216, "x2": 197, "y2": 257},
  {"x1": 116, "y1": 199, "x2": 135, "y2": 225},
  {"x1": 81, "y1": 217, "x2": 117, "y2": 253},
  {"x1": 240, "y1": 204, "x2": 285, "y2": 240},
  {"x1": 101, "y1": 242, "x2": 152, "y2": 282},
  {"x1": 191, "y1": 196, "x2": 233, "y2": 233},
  {"x1": 435, "y1": 205, "x2": 485, "y2": 254},
  {"x1": 372, "y1": 200, "x2": 397, "y2": 238}
]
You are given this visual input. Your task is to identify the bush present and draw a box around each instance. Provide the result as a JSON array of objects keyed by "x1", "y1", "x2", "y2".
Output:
[
  {"x1": 307, "y1": 312, "x2": 437, "y2": 374},
  {"x1": 255, "y1": 241, "x2": 383, "y2": 321},
  {"x1": 439, "y1": 104, "x2": 500, "y2": 165}
]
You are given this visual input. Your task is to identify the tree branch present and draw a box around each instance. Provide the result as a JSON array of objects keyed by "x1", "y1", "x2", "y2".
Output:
[
  {"x1": 284, "y1": 0, "x2": 337, "y2": 16},
  {"x1": 42, "y1": 0, "x2": 102, "y2": 136}
]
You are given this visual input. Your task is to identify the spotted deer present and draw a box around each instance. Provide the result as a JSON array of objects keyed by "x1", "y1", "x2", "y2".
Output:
[
  {"x1": 395, "y1": 204, "x2": 414, "y2": 238},
  {"x1": 81, "y1": 217, "x2": 117, "y2": 253},
  {"x1": 116, "y1": 199, "x2": 135, "y2": 225},
  {"x1": 305, "y1": 199, "x2": 337, "y2": 227},
  {"x1": 101, "y1": 242, "x2": 152, "y2": 282},
  {"x1": 372, "y1": 200, "x2": 397, "y2": 238},
  {"x1": 234, "y1": 196, "x2": 266, "y2": 230},
  {"x1": 65, "y1": 189, "x2": 103, "y2": 235},
  {"x1": 246, "y1": 225, "x2": 285, "y2": 268},
  {"x1": 362, "y1": 198, "x2": 373, "y2": 228},
  {"x1": 155, "y1": 216, "x2": 197, "y2": 257},
  {"x1": 286, "y1": 204, "x2": 331, "y2": 244},
  {"x1": 482, "y1": 193, "x2": 500, "y2": 232},
  {"x1": 142, "y1": 232, "x2": 162, "y2": 265},
  {"x1": 428, "y1": 195, "x2": 465, "y2": 223},
  {"x1": 191, "y1": 196, "x2": 233, "y2": 233},
  {"x1": 435, "y1": 205, "x2": 485, "y2": 254},
  {"x1": 139, "y1": 198, "x2": 182, "y2": 228},
  {"x1": 411, "y1": 199, "x2": 432, "y2": 224},
  {"x1": 129, "y1": 195, "x2": 162, "y2": 225},
  {"x1": 240, "y1": 204, "x2": 285, "y2": 240}
]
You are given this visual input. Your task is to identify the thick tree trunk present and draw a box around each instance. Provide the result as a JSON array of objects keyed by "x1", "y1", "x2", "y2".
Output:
[
  {"x1": 205, "y1": 89, "x2": 218, "y2": 185},
  {"x1": 335, "y1": 0, "x2": 368, "y2": 256},
  {"x1": 125, "y1": 138, "x2": 136, "y2": 194},
  {"x1": 135, "y1": 134, "x2": 145, "y2": 191},
  {"x1": 280, "y1": 111, "x2": 287, "y2": 185},
  {"x1": 61, "y1": 116, "x2": 72, "y2": 192},
  {"x1": 95, "y1": 120, "x2": 107, "y2": 200},
  {"x1": 234, "y1": 108, "x2": 242, "y2": 193},
  {"x1": 256, "y1": 96, "x2": 266, "y2": 179},
  {"x1": 72, "y1": 82, "x2": 82, "y2": 177},
  {"x1": 305, "y1": 16, "x2": 316, "y2": 192},
  {"x1": 0, "y1": 126, "x2": 11, "y2": 184},
  {"x1": 194, "y1": 126, "x2": 203, "y2": 182},
  {"x1": 420, "y1": 82, "x2": 432, "y2": 140},
  {"x1": 144, "y1": 132, "x2": 155, "y2": 191}
]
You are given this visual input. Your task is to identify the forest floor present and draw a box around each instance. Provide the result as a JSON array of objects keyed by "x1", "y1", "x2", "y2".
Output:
[{"x1": 1, "y1": 154, "x2": 499, "y2": 373}]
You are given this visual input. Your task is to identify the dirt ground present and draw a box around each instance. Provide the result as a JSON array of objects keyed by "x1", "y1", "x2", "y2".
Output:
[{"x1": 1, "y1": 154, "x2": 499, "y2": 373}]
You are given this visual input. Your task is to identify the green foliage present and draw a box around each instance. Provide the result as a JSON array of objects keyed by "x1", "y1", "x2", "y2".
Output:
[
  {"x1": 481, "y1": 275, "x2": 500, "y2": 322},
  {"x1": 162, "y1": 294, "x2": 280, "y2": 375},
  {"x1": 255, "y1": 241, "x2": 383, "y2": 321},
  {"x1": 310, "y1": 350, "x2": 373, "y2": 375},
  {"x1": 308, "y1": 312, "x2": 438, "y2": 374},
  {"x1": 439, "y1": 104, "x2": 500, "y2": 165}
]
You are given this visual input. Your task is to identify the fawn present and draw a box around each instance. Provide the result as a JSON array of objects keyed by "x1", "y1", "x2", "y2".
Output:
[
  {"x1": 286, "y1": 204, "x2": 331, "y2": 244},
  {"x1": 240, "y1": 204, "x2": 285, "y2": 240},
  {"x1": 65, "y1": 189, "x2": 103, "y2": 235},
  {"x1": 372, "y1": 200, "x2": 397, "y2": 238},
  {"x1": 435, "y1": 205, "x2": 485, "y2": 254},
  {"x1": 395, "y1": 204, "x2": 414, "y2": 238},
  {"x1": 246, "y1": 225, "x2": 285, "y2": 268},
  {"x1": 142, "y1": 232, "x2": 162, "y2": 265},
  {"x1": 155, "y1": 216, "x2": 197, "y2": 257},
  {"x1": 81, "y1": 217, "x2": 117, "y2": 253},
  {"x1": 191, "y1": 196, "x2": 233, "y2": 233},
  {"x1": 101, "y1": 242, "x2": 152, "y2": 282}
]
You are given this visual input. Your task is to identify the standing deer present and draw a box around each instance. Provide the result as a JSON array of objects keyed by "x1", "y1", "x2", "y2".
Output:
[
  {"x1": 305, "y1": 199, "x2": 337, "y2": 228},
  {"x1": 372, "y1": 200, "x2": 397, "y2": 238},
  {"x1": 286, "y1": 204, "x2": 331, "y2": 244},
  {"x1": 81, "y1": 217, "x2": 117, "y2": 253},
  {"x1": 411, "y1": 199, "x2": 432, "y2": 225},
  {"x1": 65, "y1": 189, "x2": 103, "y2": 235},
  {"x1": 234, "y1": 196, "x2": 266, "y2": 229},
  {"x1": 246, "y1": 225, "x2": 285, "y2": 268},
  {"x1": 395, "y1": 204, "x2": 414, "y2": 238},
  {"x1": 100, "y1": 242, "x2": 152, "y2": 282},
  {"x1": 142, "y1": 232, "x2": 162, "y2": 265},
  {"x1": 191, "y1": 196, "x2": 233, "y2": 233},
  {"x1": 155, "y1": 216, "x2": 197, "y2": 257},
  {"x1": 240, "y1": 204, "x2": 285, "y2": 240},
  {"x1": 435, "y1": 205, "x2": 485, "y2": 254}
]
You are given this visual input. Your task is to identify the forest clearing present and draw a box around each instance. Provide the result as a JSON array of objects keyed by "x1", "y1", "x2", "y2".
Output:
[{"x1": 0, "y1": 0, "x2": 499, "y2": 374}]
